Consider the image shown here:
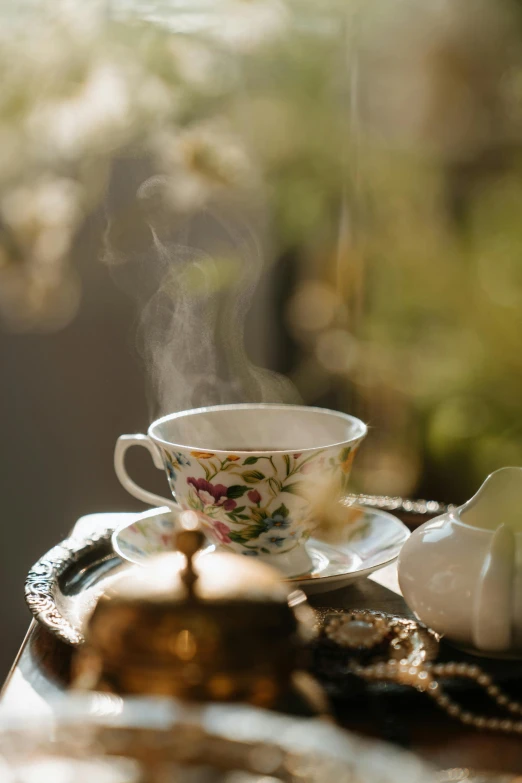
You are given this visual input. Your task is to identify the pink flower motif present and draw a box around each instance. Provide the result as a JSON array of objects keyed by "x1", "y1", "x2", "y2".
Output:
[
  {"x1": 301, "y1": 461, "x2": 318, "y2": 474},
  {"x1": 214, "y1": 520, "x2": 232, "y2": 544},
  {"x1": 247, "y1": 489, "x2": 262, "y2": 504},
  {"x1": 198, "y1": 489, "x2": 217, "y2": 506},
  {"x1": 293, "y1": 453, "x2": 302, "y2": 459},
  {"x1": 187, "y1": 477, "x2": 237, "y2": 511}
]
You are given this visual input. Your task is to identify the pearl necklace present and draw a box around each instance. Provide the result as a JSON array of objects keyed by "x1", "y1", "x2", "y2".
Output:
[
  {"x1": 318, "y1": 609, "x2": 522, "y2": 735},
  {"x1": 351, "y1": 659, "x2": 522, "y2": 734}
]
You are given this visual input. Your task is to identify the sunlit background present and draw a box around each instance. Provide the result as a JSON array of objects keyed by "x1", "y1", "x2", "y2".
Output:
[{"x1": 2, "y1": 0, "x2": 522, "y2": 673}]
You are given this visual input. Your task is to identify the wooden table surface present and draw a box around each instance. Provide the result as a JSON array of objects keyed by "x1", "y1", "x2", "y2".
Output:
[{"x1": 3, "y1": 510, "x2": 522, "y2": 777}]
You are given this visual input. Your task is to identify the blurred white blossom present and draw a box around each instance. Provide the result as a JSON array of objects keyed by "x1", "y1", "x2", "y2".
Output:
[
  {"x1": 212, "y1": 0, "x2": 290, "y2": 51},
  {"x1": 150, "y1": 122, "x2": 256, "y2": 211}
]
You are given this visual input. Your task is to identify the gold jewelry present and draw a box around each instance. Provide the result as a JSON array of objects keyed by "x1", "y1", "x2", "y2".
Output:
[
  {"x1": 324, "y1": 612, "x2": 389, "y2": 650},
  {"x1": 351, "y1": 659, "x2": 522, "y2": 735},
  {"x1": 317, "y1": 608, "x2": 522, "y2": 735},
  {"x1": 316, "y1": 608, "x2": 439, "y2": 666}
]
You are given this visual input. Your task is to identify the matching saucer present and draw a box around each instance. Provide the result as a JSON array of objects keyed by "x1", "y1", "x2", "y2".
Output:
[{"x1": 112, "y1": 505, "x2": 409, "y2": 594}]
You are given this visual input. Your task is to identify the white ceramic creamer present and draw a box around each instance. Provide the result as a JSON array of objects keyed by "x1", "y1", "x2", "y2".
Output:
[{"x1": 399, "y1": 467, "x2": 522, "y2": 657}]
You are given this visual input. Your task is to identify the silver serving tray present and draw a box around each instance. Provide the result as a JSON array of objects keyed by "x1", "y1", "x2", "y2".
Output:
[
  {"x1": 25, "y1": 512, "x2": 131, "y2": 646},
  {"x1": 24, "y1": 497, "x2": 448, "y2": 647}
]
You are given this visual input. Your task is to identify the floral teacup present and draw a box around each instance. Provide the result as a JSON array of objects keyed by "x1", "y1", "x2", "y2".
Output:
[{"x1": 114, "y1": 403, "x2": 367, "y2": 576}]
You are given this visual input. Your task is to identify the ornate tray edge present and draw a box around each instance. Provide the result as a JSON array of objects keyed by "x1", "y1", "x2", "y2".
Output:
[
  {"x1": 24, "y1": 521, "x2": 118, "y2": 646},
  {"x1": 24, "y1": 497, "x2": 447, "y2": 647}
]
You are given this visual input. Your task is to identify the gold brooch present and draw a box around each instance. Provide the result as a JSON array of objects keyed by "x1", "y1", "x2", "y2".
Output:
[{"x1": 324, "y1": 611, "x2": 389, "y2": 650}]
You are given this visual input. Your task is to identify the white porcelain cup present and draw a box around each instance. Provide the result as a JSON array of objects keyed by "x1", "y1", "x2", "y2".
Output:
[{"x1": 115, "y1": 403, "x2": 366, "y2": 576}]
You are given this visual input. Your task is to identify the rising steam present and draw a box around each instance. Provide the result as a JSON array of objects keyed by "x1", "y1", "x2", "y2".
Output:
[{"x1": 104, "y1": 170, "x2": 300, "y2": 417}]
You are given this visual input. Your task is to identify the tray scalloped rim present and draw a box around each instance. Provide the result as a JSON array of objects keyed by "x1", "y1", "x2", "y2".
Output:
[
  {"x1": 24, "y1": 497, "x2": 442, "y2": 647},
  {"x1": 25, "y1": 518, "x2": 120, "y2": 646}
]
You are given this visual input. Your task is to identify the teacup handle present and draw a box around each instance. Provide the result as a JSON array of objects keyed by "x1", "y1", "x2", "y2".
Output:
[{"x1": 114, "y1": 434, "x2": 181, "y2": 513}]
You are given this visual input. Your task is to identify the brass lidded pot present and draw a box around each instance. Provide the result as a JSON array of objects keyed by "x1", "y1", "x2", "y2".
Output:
[{"x1": 73, "y1": 521, "x2": 326, "y2": 715}]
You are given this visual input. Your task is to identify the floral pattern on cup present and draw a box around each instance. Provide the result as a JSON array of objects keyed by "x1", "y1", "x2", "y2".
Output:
[
  {"x1": 161, "y1": 445, "x2": 359, "y2": 557},
  {"x1": 164, "y1": 451, "x2": 192, "y2": 479}
]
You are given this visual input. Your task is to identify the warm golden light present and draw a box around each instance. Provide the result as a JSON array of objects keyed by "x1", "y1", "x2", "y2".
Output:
[{"x1": 173, "y1": 629, "x2": 198, "y2": 661}]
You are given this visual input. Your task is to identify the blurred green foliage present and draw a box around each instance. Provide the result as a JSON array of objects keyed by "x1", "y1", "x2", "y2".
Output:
[{"x1": 3, "y1": 0, "x2": 522, "y2": 501}]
